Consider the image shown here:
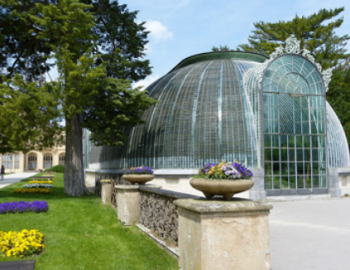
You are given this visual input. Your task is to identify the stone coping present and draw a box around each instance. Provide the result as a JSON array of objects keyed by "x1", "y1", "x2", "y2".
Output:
[
  {"x1": 85, "y1": 168, "x2": 197, "y2": 177},
  {"x1": 100, "y1": 179, "x2": 112, "y2": 183},
  {"x1": 114, "y1": 185, "x2": 139, "y2": 191},
  {"x1": 338, "y1": 168, "x2": 350, "y2": 176},
  {"x1": 85, "y1": 169, "x2": 126, "y2": 174},
  {"x1": 174, "y1": 198, "x2": 273, "y2": 215},
  {"x1": 139, "y1": 186, "x2": 200, "y2": 200}
]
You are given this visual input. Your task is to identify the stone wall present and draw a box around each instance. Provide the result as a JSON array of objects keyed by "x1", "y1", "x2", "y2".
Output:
[
  {"x1": 138, "y1": 187, "x2": 198, "y2": 245},
  {"x1": 94, "y1": 173, "x2": 129, "y2": 206}
]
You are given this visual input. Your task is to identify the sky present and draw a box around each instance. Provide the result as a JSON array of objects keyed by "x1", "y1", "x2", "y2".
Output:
[{"x1": 126, "y1": 0, "x2": 350, "y2": 90}]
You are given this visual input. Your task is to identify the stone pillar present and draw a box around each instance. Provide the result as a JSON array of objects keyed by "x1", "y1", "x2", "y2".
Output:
[
  {"x1": 174, "y1": 198, "x2": 272, "y2": 270},
  {"x1": 115, "y1": 185, "x2": 140, "y2": 226},
  {"x1": 101, "y1": 179, "x2": 112, "y2": 204},
  {"x1": 249, "y1": 167, "x2": 267, "y2": 201},
  {"x1": 328, "y1": 168, "x2": 341, "y2": 197}
]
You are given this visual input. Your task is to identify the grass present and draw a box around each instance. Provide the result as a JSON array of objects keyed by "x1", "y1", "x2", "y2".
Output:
[{"x1": 0, "y1": 173, "x2": 179, "y2": 270}]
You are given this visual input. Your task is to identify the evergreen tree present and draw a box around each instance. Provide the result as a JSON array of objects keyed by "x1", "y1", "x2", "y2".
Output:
[
  {"x1": 237, "y1": 7, "x2": 350, "y2": 146},
  {"x1": 0, "y1": 0, "x2": 155, "y2": 196},
  {"x1": 237, "y1": 7, "x2": 350, "y2": 69},
  {"x1": 327, "y1": 61, "x2": 350, "y2": 146},
  {"x1": 212, "y1": 45, "x2": 232, "y2": 52}
]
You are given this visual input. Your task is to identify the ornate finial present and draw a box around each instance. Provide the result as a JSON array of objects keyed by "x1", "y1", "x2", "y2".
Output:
[{"x1": 284, "y1": 34, "x2": 301, "y2": 54}]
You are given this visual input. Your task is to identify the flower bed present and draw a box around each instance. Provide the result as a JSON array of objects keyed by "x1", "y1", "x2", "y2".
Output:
[
  {"x1": 32, "y1": 177, "x2": 54, "y2": 181},
  {"x1": 0, "y1": 229, "x2": 45, "y2": 258},
  {"x1": 0, "y1": 201, "x2": 48, "y2": 214},
  {"x1": 13, "y1": 188, "x2": 52, "y2": 194},
  {"x1": 29, "y1": 180, "x2": 53, "y2": 184},
  {"x1": 22, "y1": 184, "x2": 53, "y2": 189},
  {"x1": 125, "y1": 166, "x2": 154, "y2": 175},
  {"x1": 195, "y1": 161, "x2": 253, "y2": 180}
]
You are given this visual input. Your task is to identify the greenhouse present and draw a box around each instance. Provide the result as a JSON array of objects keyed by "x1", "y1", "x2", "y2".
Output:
[{"x1": 86, "y1": 35, "x2": 349, "y2": 198}]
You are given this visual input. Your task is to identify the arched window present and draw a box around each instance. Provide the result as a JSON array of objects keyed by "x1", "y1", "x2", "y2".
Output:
[
  {"x1": 43, "y1": 153, "x2": 53, "y2": 169},
  {"x1": 59, "y1": 154, "x2": 65, "y2": 165},
  {"x1": 262, "y1": 54, "x2": 327, "y2": 195},
  {"x1": 28, "y1": 153, "x2": 37, "y2": 170},
  {"x1": 3, "y1": 154, "x2": 13, "y2": 170},
  {"x1": 15, "y1": 154, "x2": 20, "y2": 169}
]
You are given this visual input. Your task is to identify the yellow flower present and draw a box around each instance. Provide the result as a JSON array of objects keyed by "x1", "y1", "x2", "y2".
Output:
[{"x1": 0, "y1": 230, "x2": 45, "y2": 258}]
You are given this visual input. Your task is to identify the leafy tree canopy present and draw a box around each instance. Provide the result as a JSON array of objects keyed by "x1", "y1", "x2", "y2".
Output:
[
  {"x1": 0, "y1": 0, "x2": 155, "y2": 151},
  {"x1": 0, "y1": 0, "x2": 156, "y2": 195},
  {"x1": 237, "y1": 7, "x2": 350, "y2": 69}
]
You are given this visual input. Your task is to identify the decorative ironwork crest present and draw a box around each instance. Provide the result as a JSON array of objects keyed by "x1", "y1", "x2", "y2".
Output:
[{"x1": 253, "y1": 34, "x2": 332, "y2": 92}]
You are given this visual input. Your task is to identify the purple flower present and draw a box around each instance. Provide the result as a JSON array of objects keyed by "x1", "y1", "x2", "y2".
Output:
[
  {"x1": 125, "y1": 166, "x2": 154, "y2": 175},
  {"x1": 0, "y1": 201, "x2": 48, "y2": 214},
  {"x1": 196, "y1": 161, "x2": 253, "y2": 180}
]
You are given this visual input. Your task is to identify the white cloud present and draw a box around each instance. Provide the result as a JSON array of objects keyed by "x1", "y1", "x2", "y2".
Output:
[
  {"x1": 144, "y1": 20, "x2": 173, "y2": 43},
  {"x1": 134, "y1": 74, "x2": 161, "y2": 91}
]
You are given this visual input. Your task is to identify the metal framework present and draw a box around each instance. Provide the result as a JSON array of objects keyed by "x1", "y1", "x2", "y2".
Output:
[
  {"x1": 261, "y1": 54, "x2": 328, "y2": 195},
  {"x1": 86, "y1": 39, "x2": 349, "y2": 197}
]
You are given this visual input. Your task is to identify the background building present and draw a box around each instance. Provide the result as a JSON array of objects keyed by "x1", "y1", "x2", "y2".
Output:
[
  {"x1": 0, "y1": 146, "x2": 65, "y2": 173},
  {"x1": 85, "y1": 36, "x2": 350, "y2": 200}
]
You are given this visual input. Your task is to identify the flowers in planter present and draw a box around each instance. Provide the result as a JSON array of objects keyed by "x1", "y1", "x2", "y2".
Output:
[
  {"x1": 13, "y1": 188, "x2": 52, "y2": 194},
  {"x1": 125, "y1": 166, "x2": 154, "y2": 175},
  {"x1": 195, "y1": 161, "x2": 253, "y2": 180},
  {"x1": 0, "y1": 201, "x2": 48, "y2": 214},
  {"x1": 0, "y1": 229, "x2": 45, "y2": 258}
]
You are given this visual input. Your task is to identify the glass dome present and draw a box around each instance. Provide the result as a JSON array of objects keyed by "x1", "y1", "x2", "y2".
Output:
[
  {"x1": 88, "y1": 51, "x2": 268, "y2": 169},
  {"x1": 87, "y1": 51, "x2": 349, "y2": 181}
]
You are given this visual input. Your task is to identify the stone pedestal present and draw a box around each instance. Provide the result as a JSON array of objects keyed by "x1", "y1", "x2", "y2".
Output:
[
  {"x1": 174, "y1": 198, "x2": 273, "y2": 270},
  {"x1": 328, "y1": 168, "x2": 341, "y2": 197},
  {"x1": 101, "y1": 179, "x2": 112, "y2": 204},
  {"x1": 115, "y1": 185, "x2": 140, "y2": 226},
  {"x1": 249, "y1": 168, "x2": 267, "y2": 201}
]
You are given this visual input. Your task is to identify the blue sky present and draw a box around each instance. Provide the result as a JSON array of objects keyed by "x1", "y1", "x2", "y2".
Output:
[{"x1": 126, "y1": 0, "x2": 350, "y2": 89}]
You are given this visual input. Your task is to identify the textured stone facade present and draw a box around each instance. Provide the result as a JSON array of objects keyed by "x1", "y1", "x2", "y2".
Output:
[
  {"x1": 139, "y1": 187, "x2": 198, "y2": 245},
  {"x1": 140, "y1": 191, "x2": 179, "y2": 244}
]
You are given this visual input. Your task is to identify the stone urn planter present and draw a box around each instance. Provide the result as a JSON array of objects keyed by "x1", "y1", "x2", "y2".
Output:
[
  {"x1": 190, "y1": 178, "x2": 254, "y2": 200},
  {"x1": 122, "y1": 174, "x2": 155, "y2": 185}
]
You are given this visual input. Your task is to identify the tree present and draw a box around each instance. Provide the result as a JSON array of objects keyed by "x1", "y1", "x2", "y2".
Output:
[
  {"x1": 326, "y1": 61, "x2": 350, "y2": 145},
  {"x1": 0, "y1": 75, "x2": 63, "y2": 154},
  {"x1": 81, "y1": 0, "x2": 154, "y2": 147},
  {"x1": 0, "y1": 0, "x2": 155, "y2": 196},
  {"x1": 237, "y1": 7, "x2": 350, "y2": 69},
  {"x1": 237, "y1": 7, "x2": 350, "y2": 146},
  {"x1": 212, "y1": 45, "x2": 232, "y2": 52}
]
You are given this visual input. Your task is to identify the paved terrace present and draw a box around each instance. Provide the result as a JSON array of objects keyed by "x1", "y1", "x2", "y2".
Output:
[
  {"x1": 1, "y1": 174, "x2": 350, "y2": 269},
  {"x1": 0, "y1": 172, "x2": 37, "y2": 190},
  {"x1": 270, "y1": 198, "x2": 350, "y2": 270}
]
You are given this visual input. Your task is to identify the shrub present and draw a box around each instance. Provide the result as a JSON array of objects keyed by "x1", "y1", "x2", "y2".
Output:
[{"x1": 45, "y1": 165, "x2": 64, "y2": 173}]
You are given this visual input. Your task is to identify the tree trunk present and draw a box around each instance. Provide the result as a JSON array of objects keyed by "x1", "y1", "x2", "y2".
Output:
[{"x1": 64, "y1": 113, "x2": 85, "y2": 196}]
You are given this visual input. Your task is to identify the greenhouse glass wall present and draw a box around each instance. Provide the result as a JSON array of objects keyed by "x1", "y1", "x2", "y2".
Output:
[{"x1": 87, "y1": 36, "x2": 349, "y2": 197}]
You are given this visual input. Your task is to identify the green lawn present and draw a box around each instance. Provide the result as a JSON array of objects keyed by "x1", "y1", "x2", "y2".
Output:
[{"x1": 0, "y1": 173, "x2": 179, "y2": 270}]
